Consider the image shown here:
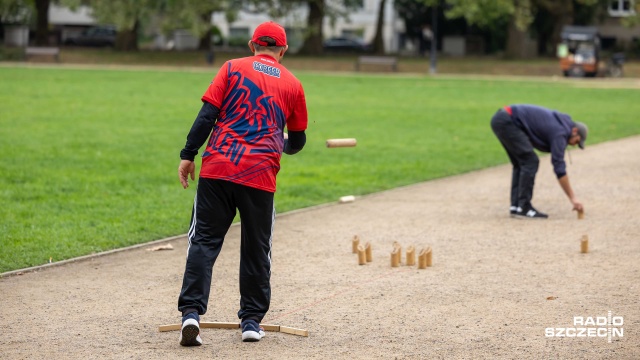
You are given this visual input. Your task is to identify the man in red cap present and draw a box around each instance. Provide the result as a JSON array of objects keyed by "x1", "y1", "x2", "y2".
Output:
[{"x1": 176, "y1": 21, "x2": 308, "y2": 345}]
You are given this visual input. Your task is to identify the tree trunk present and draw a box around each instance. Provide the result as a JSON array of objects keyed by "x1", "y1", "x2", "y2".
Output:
[
  {"x1": 297, "y1": 0, "x2": 324, "y2": 55},
  {"x1": 198, "y1": 13, "x2": 212, "y2": 51},
  {"x1": 372, "y1": 0, "x2": 386, "y2": 55},
  {"x1": 115, "y1": 20, "x2": 139, "y2": 51},
  {"x1": 505, "y1": 18, "x2": 536, "y2": 59},
  {"x1": 34, "y1": 0, "x2": 50, "y2": 46}
]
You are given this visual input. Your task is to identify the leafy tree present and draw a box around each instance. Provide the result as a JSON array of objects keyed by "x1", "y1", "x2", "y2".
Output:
[
  {"x1": 397, "y1": 0, "x2": 630, "y2": 57},
  {"x1": 451, "y1": 0, "x2": 638, "y2": 57},
  {"x1": 0, "y1": 0, "x2": 33, "y2": 25},
  {"x1": 445, "y1": 0, "x2": 522, "y2": 29},
  {"x1": 441, "y1": 0, "x2": 533, "y2": 57}
]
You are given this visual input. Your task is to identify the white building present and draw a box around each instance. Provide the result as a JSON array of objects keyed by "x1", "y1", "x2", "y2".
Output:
[{"x1": 48, "y1": 4, "x2": 96, "y2": 43}]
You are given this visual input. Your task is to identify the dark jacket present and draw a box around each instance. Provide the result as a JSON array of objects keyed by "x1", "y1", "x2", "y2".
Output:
[{"x1": 510, "y1": 104, "x2": 576, "y2": 178}]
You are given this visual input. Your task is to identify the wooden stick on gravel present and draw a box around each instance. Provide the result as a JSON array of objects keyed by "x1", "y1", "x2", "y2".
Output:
[{"x1": 158, "y1": 322, "x2": 308, "y2": 337}]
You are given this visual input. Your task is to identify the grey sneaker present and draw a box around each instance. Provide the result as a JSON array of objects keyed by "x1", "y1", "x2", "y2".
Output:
[
  {"x1": 179, "y1": 318, "x2": 202, "y2": 346},
  {"x1": 513, "y1": 205, "x2": 548, "y2": 219},
  {"x1": 241, "y1": 319, "x2": 265, "y2": 342}
]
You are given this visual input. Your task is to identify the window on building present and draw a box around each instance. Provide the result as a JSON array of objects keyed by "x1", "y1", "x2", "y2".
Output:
[
  {"x1": 229, "y1": 27, "x2": 249, "y2": 38},
  {"x1": 228, "y1": 27, "x2": 250, "y2": 47},
  {"x1": 609, "y1": 0, "x2": 636, "y2": 16}
]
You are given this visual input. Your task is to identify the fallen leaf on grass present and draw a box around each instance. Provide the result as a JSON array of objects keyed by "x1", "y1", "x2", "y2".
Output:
[{"x1": 147, "y1": 244, "x2": 174, "y2": 251}]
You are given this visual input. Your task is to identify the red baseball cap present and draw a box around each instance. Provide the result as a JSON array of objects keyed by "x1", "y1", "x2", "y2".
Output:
[{"x1": 251, "y1": 21, "x2": 287, "y2": 47}]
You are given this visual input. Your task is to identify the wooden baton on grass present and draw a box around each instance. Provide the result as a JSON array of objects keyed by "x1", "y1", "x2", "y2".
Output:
[
  {"x1": 326, "y1": 138, "x2": 357, "y2": 148},
  {"x1": 339, "y1": 195, "x2": 355, "y2": 203}
]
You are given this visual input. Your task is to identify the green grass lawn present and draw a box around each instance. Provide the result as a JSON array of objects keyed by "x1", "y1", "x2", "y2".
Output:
[{"x1": 1, "y1": 66, "x2": 639, "y2": 273}]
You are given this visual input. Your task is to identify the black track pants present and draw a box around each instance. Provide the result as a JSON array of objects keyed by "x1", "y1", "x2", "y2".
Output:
[
  {"x1": 490, "y1": 109, "x2": 540, "y2": 209},
  {"x1": 178, "y1": 178, "x2": 274, "y2": 323}
]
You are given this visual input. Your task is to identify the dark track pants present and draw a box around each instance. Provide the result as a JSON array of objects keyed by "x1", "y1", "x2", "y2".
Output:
[
  {"x1": 490, "y1": 109, "x2": 539, "y2": 209},
  {"x1": 178, "y1": 178, "x2": 274, "y2": 323}
]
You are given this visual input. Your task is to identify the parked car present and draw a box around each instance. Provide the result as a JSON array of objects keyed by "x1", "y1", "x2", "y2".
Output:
[
  {"x1": 65, "y1": 26, "x2": 117, "y2": 47},
  {"x1": 323, "y1": 37, "x2": 372, "y2": 53}
]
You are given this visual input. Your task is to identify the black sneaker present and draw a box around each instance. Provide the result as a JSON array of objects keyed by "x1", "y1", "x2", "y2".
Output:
[
  {"x1": 510, "y1": 206, "x2": 518, "y2": 217},
  {"x1": 241, "y1": 319, "x2": 265, "y2": 342},
  {"x1": 514, "y1": 205, "x2": 548, "y2": 219}
]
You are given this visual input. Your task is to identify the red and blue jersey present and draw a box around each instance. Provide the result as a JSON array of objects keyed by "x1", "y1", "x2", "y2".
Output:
[{"x1": 199, "y1": 54, "x2": 308, "y2": 193}]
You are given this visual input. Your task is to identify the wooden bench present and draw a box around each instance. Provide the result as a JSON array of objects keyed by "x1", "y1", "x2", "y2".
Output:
[
  {"x1": 355, "y1": 56, "x2": 398, "y2": 72},
  {"x1": 25, "y1": 47, "x2": 60, "y2": 62}
]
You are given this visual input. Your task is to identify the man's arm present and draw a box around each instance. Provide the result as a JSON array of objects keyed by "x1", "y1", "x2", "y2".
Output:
[
  {"x1": 178, "y1": 101, "x2": 220, "y2": 189},
  {"x1": 558, "y1": 175, "x2": 584, "y2": 212},
  {"x1": 283, "y1": 130, "x2": 306, "y2": 155},
  {"x1": 550, "y1": 136, "x2": 583, "y2": 211},
  {"x1": 180, "y1": 102, "x2": 219, "y2": 161}
]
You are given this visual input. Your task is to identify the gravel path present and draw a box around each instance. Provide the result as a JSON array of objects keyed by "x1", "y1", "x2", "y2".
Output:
[{"x1": 1, "y1": 136, "x2": 639, "y2": 359}]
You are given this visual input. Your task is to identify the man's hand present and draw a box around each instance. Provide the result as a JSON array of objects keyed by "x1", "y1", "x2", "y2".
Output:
[
  {"x1": 558, "y1": 175, "x2": 584, "y2": 213},
  {"x1": 571, "y1": 199, "x2": 584, "y2": 212},
  {"x1": 178, "y1": 160, "x2": 195, "y2": 189}
]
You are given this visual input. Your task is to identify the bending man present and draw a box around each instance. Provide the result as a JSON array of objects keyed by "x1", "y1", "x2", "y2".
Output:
[{"x1": 491, "y1": 104, "x2": 587, "y2": 219}]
